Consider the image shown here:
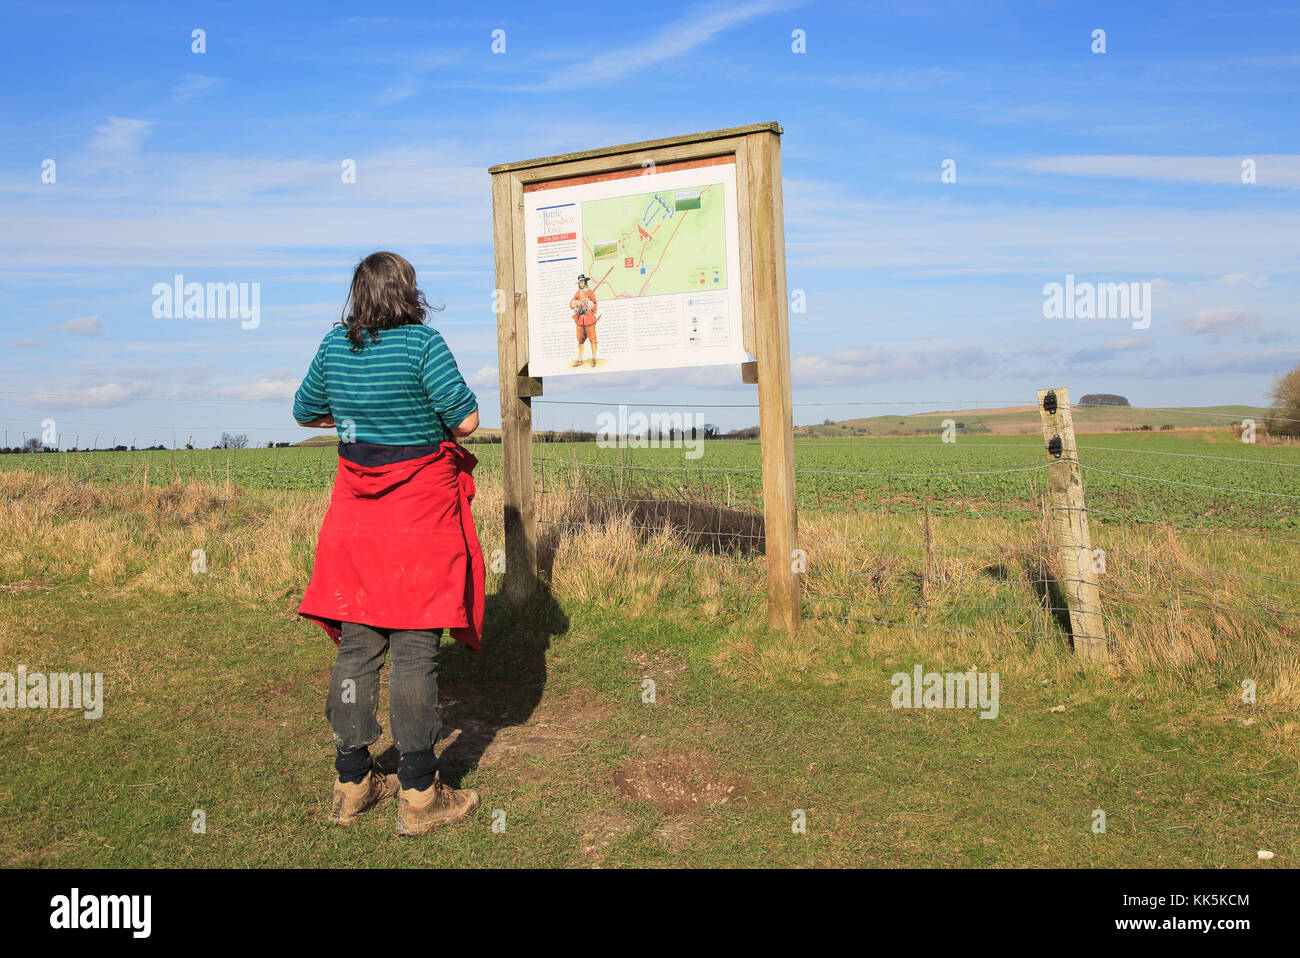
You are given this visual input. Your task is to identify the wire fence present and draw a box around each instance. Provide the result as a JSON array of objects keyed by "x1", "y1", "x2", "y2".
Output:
[{"x1": 2, "y1": 396, "x2": 1297, "y2": 656}]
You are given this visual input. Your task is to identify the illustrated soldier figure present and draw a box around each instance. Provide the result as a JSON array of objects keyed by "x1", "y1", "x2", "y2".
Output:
[{"x1": 570, "y1": 274, "x2": 600, "y2": 368}]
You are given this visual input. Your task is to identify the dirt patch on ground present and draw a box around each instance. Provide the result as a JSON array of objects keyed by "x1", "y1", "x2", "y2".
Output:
[
  {"x1": 440, "y1": 684, "x2": 611, "y2": 775},
  {"x1": 613, "y1": 751, "x2": 749, "y2": 814},
  {"x1": 578, "y1": 811, "x2": 638, "y2": 865},
  {"x1": 651, "y1": 816, "x2": 697, "y2": 853},
  {"x1": 630, "y1": 650, "x2": 689, "y2": 703},
  {"x1": 632, "y1": 649, "x2": 688, "y2": 678},
  {"x1": 0, "y1": 579, "x2": 52, "y2": 594},
  {"x1": 260, "y1": 666, "x2": 332, "y2": 699}
]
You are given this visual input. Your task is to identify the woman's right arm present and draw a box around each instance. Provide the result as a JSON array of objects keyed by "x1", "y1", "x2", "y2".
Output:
[{"x1": 450, "y1": 409, "x2": 478, "y2": 438}]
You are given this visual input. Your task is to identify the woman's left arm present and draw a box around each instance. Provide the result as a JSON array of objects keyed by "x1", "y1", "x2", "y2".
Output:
[
  {"x1": 421, "y1": 330, "x2": 479, "y2": 439},
  {"x1": 293, "y1": 338, "x2": 332, "y2": 426}
]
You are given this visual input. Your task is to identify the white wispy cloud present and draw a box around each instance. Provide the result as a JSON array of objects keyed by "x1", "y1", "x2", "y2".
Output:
[
  {"x1": 791, "y1": 341, "x2": 995, "y2": 387},
  {"x1": 1137, "y1": 348, "x2": 1300, "y2": 377},
  {"x1": 537, "y1": 0, "x2": 796, "y2": 90},
  {"x1": 368, "y1": 50, "x2": 464, "y2": 104},
  {"x1": 58, "y1": 315, "x2": 103, "y2": 336},
  {"x1": 90, "y1": 117, "x2": 155, "y2": 152},
  {"x1": 172, "y1": 74, "x2": 225, "y2": 102},
  {"x1": 468, "y1": 365, "x2": 498, "y2": 391},
  {"x1": 1183, "y1": 308, "x2": 1259, "y2": 337},
  {"x1": 216, "y1": 379, "x2": 299, "y2": 401},
  {"x1": 374, "y1": 84, "x2": 418, "y2": 104},
  {"x1": 1068, "y1": 336, "x2": 1155, "y2": 363},
  {"x1": 811, "y1": 67, "x2": 960, "y2": 91},
  {"x1": 16, "y1": 382, "x2": 152, "y2": 409},
  {"x1": 1000, "y1": 154, "x2": 1300, "y2": 187},
  {"x1": 0, "y1": 144, "x2": 491, "y2": 267},
  {"x1": 780, "y1": 179, "x2": 1300, "y2": 276},
  {"x1": 1103, "y1": 337, "x2": 1152, "y2": 352},
  {"x1": 1213, "y1": 273, "x2": 1268, "y2": 286}
]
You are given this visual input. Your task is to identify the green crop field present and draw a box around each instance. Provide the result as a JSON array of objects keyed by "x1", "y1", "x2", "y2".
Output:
[
  {"x1": 533, "y1": 430, "x2": 1300, "y2": 529},
  {"x1": 4, "y1": 427, "x2": 1298, "y2": 530}
]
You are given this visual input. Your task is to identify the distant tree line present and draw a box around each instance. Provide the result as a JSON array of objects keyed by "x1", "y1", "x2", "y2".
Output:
[
  {"x1": 0, "y1": 434, "x2": 295, "y2": 453},
  {"x1": 465, "y1": 423, "x2": 750, "y2": 444}
]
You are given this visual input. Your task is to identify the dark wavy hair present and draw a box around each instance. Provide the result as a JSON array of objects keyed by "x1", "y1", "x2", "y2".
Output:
[{"x1": 338, "y1": 251, "x2": 441, "y2": 350}]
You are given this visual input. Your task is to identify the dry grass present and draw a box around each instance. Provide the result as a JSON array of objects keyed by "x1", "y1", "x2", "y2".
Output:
[{"x1": 3, "y1": 466, "x2": 1298, "y2": 716}]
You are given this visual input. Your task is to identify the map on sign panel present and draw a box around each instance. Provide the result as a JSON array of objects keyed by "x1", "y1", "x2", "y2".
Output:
[
  {"x1": 580, "y1": 185, "x2": 728, "y2": 299},
  {"x1": 522, "y1": 159, "x2": 746, "y2": 378}
]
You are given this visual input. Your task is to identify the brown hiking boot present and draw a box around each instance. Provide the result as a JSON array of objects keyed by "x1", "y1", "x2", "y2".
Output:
[
  {"x1": 330, "y1": 769, "x2": 399, "y2": 826},
  {"x1": 396, "y1": 776, "x2": 480, "y2": 835}
]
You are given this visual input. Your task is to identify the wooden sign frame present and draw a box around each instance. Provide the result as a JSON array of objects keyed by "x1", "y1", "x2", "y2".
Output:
[{"x1": 488, "y1": 122, "x2": 800, "y2": 633}]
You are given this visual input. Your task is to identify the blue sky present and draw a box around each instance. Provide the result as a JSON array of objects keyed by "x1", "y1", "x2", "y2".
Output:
[{"x1": 1, "y1": 0, "x2": 1297, "y2": 446}]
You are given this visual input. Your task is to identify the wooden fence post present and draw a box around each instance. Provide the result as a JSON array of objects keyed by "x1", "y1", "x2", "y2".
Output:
[
  {"x1": 746, "y1": 128, "x2": 800, "y2": 634},
  {"x1": 922, "y1": 495, "x2": 935, "y2": 605},
  {"x1": 1036, "y1": 387, "x2": 1107, "y2": 660},
  {"x1": 492, "y1": 170, "x2": 538, "y2": 606}
]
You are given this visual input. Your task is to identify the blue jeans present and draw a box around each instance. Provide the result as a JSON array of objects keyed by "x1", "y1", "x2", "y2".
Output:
[{"x1": 326, "y1": 622, "x2": 442, "y2": 791}]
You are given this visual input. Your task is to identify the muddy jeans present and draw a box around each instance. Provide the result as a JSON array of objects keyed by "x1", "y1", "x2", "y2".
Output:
[{"x1": 326, "y1": 622, "x2": 442, "y2": 791}]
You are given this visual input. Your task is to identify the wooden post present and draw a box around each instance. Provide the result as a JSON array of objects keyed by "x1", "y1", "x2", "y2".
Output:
[
  {"x1": 922, "y1": 496, "x2": 935, "y2": 604},
  {"x1": 492, "y1": 172, "x2": 538, "y2": 605},
  {"x1": 746, "y1": 128, "x2": 800, "y2": 634},
  {"x1": 1036, "y1": 387, "x2": 1107, "y2": 660}
]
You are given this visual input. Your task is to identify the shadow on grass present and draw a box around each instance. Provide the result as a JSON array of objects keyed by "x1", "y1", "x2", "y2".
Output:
[
  {"x1": 1024, "y1": 556, "x2": 1074, "y2": 640},
  {"x1": 426, "y1": 530, "x2": 571, "y2": 787},
  {"x1": 560, "y1": 485, "x2": 765, "y2": 558}
]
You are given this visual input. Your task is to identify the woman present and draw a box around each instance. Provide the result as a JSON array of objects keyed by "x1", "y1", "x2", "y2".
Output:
[{"x1": 294, "y1": 251, "x2": 484, "y2": 836}]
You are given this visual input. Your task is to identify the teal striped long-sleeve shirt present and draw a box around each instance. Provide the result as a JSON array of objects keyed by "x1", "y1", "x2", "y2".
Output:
[{"x1": 293, "y1": 324, "x2": 478, "y2": 445}]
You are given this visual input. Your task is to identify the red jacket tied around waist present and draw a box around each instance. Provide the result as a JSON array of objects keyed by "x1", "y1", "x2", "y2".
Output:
[{"x1": 298, "y1": 441, "x2": 485, "y2": 650}]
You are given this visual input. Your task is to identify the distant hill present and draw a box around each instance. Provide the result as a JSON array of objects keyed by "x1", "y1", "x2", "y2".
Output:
[{"x1": 794, "y1": 404, "x2": 1271, "y2": 438}]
